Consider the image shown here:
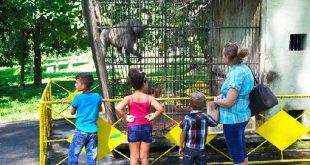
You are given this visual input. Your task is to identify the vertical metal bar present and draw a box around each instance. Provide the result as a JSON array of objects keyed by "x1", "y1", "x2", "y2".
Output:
[
  {"x1": 39, "y1": 80, "x2": 52, "y2": 165},
  {"x1": 39, "y1": 101, "x2": 44, "y2": 165},
  {"x1": 258, "y1": 0, "x2": 262, "y2": 82},
  {"x1": 281, "y1": 150, "x2": 284, "y2": 160},
  {"x1": 208, "y1": 0, "x2": 213, "y2": 96},
  {"x1": 48, "y1": 80, "x2": 52, "y2": 136},
  {"x1": 163, "y1": 0, "x2": 168, "y2": 131}
]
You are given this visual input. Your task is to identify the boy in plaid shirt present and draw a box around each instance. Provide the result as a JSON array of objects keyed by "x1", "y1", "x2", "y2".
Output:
[{"x1": 179, "y1": 92, "x2": 218, "y2": 165}]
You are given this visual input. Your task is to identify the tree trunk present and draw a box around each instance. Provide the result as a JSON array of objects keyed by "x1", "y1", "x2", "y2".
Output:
[
  {"x1": 20, "y1": 30, "x2": 28, "y2": 87},
  {"x1": 33, "y1": 20, "x2": 42, "y2": 85},
  {"x1": 81, "y1": 0, "x2": 115, "y2": 123}
]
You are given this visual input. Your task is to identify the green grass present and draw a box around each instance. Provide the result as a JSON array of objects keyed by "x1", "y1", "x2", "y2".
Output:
[
  {"x1": 0, "y1": 55, "x2": 209, "y2": 122},
  {"x1": 0, "y1": 56, "x2": 97, "y2": 122},
  {"x1": 0, "y1": 83, "x2": 45, "y2": 121}
]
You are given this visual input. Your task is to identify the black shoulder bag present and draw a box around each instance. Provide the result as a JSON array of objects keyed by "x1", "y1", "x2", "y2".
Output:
[{"x1": 249, "y1": 68, "x2": 278, "y2": 116}]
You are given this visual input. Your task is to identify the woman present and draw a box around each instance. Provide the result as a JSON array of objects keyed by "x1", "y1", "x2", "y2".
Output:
[
  {"x1": 213, "y1": 41, "x2": 254, "y2": 165},
  {"x1": 115, "y1": 68, "x2": 164, "y2": 165}
]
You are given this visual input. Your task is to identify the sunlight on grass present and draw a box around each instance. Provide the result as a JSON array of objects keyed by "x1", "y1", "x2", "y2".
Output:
[
  {"x1": 0, "y1": 54, "x2": 98, "y2": 122},
  {"x1": 0, "y1": 97, "x2": 40, "y2": 121}
]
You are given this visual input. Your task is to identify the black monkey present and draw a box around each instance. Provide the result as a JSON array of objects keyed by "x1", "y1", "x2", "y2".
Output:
[{"x1": 100, "y1": 19, "x2": 146, "y2": 64}]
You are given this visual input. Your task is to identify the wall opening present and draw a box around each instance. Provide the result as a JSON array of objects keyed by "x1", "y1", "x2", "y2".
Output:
[
  {"x1": 287, "y1": 110, "x2": 304, "y2": 123},
  {"x1": 289, "y1": 34, "x2": 307, "y2": 51}
]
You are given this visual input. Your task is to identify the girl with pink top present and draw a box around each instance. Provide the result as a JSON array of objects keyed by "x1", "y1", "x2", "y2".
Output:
[{"x1": 115, "y1": 68, "x2": 164, "y2": 165}]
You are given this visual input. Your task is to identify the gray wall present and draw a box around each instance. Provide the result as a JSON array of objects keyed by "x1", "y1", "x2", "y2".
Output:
[{"x1": 261, "y1": 0, "x2": 310, "y2": 112}]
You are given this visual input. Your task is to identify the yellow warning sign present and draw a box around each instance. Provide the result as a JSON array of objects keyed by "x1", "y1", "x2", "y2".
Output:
[
  {"x1": 256, "y1": 111, "x2": 309, "y2": 151},
  {"x1": 67, "y1": 118, "x2": 127, "y2": 160},
  {"x1": 164, "y1": 123, "x2": 217, "y2": 146},
  {"x1": 97, "y1": 118, "x2": 127, "y2": 160},
  {"x1": 165, "y1": 123, "x2": 182, "y2": 146}
]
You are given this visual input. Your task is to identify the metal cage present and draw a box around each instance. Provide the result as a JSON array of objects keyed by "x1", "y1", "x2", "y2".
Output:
[{"x1": 98, "y1": 0, "x2": 261, "y2": 133}]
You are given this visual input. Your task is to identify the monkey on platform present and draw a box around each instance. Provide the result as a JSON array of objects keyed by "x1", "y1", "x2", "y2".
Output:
[{"x1": 100, "y1": 19, "x2": 146, "y2": 64}]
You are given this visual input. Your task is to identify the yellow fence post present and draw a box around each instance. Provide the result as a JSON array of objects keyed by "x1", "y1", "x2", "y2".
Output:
[{"x1": 39, "y1": 80, "x2": 52, "y2": 165}]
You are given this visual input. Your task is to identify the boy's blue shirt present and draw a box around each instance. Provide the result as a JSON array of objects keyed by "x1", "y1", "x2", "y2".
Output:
[{"x1": 72, "y1": 93, "x2": 102, "y2": 133}]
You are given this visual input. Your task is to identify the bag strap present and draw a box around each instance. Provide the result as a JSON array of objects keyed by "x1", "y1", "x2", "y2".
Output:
[{"x1": 247, "y1": 65, "x2": 259, "y2": 85}]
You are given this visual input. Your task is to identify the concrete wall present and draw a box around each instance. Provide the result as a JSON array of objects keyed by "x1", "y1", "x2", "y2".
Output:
[{"x1": 261, "y1": 0, "x2": 310, "y2": 112}]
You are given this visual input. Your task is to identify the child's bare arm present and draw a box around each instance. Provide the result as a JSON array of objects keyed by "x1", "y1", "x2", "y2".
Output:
[
  {"x1": 98, "y1": 105, "x2": 103, "y2": 112},
  {"x1": 149, "y1": 96, "x2": 164, "y2": 119},
  {"x1": 206, "y1": 101, "x2": 219, "y2": 126},
  {"x1": 71, "y1": 107, "x2": 77, "y2": 115},
  {"x1": 214, "y1": 89, "x2": 238, "y2": 107},
  {"x1": 208, "y1": 115, "x2": 218, "y2": 127},
  {"x1": 115, "y1": 96, "x2": 130, "y2": 119},
  {"x1": 179, "y1": 130, "x2": 186, "y2": 155}
]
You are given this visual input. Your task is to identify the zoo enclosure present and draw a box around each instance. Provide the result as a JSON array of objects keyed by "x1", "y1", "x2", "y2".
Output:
[
  {"x1": 93, "y1": 0, "x2": 262, "y2": 132},
  {"x1": 38, "y1": 0, "x2": 310, "y2": 164}
]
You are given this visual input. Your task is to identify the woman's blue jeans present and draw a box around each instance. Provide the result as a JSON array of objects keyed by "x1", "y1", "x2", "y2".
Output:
[{"x1": 223, "y1": 121, "x2": 248, "y2": 164}]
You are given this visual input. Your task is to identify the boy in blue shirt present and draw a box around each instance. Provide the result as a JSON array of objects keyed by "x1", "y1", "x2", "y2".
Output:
[
  {"x1": 68, "y1": 73, "x2": 102, "y2": 165},
  {"x1": 179, "y1": 92, "x2": 218, "y2": 165}
]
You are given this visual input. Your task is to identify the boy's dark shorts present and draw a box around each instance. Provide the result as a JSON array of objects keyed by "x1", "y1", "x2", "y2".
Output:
[{"x1": 127, "y1": 124, "x2": 152, "y2": 143}]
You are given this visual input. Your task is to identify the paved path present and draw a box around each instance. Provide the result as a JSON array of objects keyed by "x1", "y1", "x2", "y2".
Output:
[
  {"x1": 0, "y1": 120, "x2": 131, "y2": 165},
  {"x1": 0, "y1": 121, "x2": 39, "y2": 165},
  {"x1": 0, "y1": 120, "x2": 309, "y2": 165}
]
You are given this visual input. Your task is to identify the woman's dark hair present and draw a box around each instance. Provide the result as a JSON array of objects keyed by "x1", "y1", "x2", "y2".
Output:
[
  {"x1": 128, "y1": 68, "x2": 146, "y2": 90},
  {"x1": 75, "y1": 73, "x2": 94, "y2": 89},
  {"x1": 223, "y1": 41, "x2": 249, "y2": 64}
]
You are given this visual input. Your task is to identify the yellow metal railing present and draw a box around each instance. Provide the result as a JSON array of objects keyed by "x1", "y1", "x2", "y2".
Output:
[
  {"x1": 39, "y1": 79, "x2": 52, "y2": 165},
  {"x1": 39, "y1": 79, "x2": 310, "y2": 165}
]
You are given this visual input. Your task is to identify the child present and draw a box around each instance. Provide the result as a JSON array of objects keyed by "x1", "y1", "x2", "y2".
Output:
[
  {"x1": 115, "y1": 68, "x2": 164, "y2": 165},
  {"x1": 179, "y1": 92, "x2": 218, "y2": 165},
  {"x1": 68, "y1": 73, "x2": 102, "y2": 165}
]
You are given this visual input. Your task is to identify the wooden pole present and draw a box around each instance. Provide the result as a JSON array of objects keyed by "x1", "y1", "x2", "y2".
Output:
[{"x1": 81, "y1": 0, "x2": 115, "y2": 123}]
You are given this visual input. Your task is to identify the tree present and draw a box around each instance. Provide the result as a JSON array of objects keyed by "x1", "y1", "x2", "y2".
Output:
[
  {"x1": 81, "y1": 0, "x2": 115, "y2": 123},
  {"x1": 24, "y1": 0, "x2": 87, "y2": 85},
  {"x1": 0, "y1": 0, "x2": 88, "y2": 86},
  {"x1": 0, "y1": 3, "x2": 32, "y2": 86}
]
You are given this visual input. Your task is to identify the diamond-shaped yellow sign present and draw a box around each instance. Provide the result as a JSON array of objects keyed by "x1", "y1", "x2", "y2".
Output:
[
  {"x1": 67, "y1": 118, "x2": 127, "y2": 160},
  {"x1": 165, "y1": 124, "x2": 182, "y2": 146},
  {"x1": 97, "y1": 118, "x2": 127, "y2": 160},
  {"x1": 256, "y1": 111, "x2": 309, "y2": 151},
  {"x1": 165, "y1": 123, "x2": 216, "y2": 146}
]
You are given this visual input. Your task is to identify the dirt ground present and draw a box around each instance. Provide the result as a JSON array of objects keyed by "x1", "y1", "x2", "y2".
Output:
[{"x1": 0, "y1": 120, "x2": 309, "y2": 165}]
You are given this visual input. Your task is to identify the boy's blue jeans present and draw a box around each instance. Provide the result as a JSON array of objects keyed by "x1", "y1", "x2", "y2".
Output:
[
  {"x1": 183, "y1": 147, "x2": 207, "y2": 165},
  {"x1": 68, "y1": 129, "x2": 98, "y2": 165}
]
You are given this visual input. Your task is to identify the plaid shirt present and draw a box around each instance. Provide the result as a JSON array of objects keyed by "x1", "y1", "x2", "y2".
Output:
[
  {"x1": 180, "y1": 110, "x2": 218, "y2": 149},
  {"x1": 219, "y1": 64, "x2": 254, "y2": 124}
]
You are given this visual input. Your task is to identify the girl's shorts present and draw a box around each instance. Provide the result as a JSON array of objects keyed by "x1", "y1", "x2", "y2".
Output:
[{"x1": 127, "y1": 124, "x2": 152, "y2": 143}]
